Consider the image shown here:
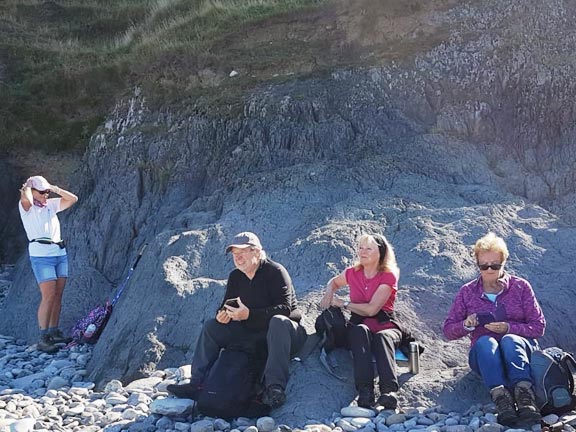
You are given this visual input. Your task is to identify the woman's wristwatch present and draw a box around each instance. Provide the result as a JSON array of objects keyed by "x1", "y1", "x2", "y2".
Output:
[{"x1": 343, "y1": 301, "x2": 350, "y2": 310}]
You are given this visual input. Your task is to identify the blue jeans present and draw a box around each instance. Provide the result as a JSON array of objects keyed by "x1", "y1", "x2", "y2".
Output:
[{"x1": 469, "y1": 334, "x2": 539, "y2": 390}]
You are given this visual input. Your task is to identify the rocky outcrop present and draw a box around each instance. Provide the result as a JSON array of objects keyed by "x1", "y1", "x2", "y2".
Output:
[{"x1": 2, "y1": 0, "x2": 576, "y2": 426}]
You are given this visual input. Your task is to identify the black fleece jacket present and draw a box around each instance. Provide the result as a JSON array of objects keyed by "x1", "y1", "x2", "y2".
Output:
[{"x1": 220, "y1": 258, "x2": 301, "y2": 332}]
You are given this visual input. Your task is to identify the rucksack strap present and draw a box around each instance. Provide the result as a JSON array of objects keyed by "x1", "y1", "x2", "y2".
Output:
[{"x1": 560, "y1": 353, "x2": 576, "y2": 393}]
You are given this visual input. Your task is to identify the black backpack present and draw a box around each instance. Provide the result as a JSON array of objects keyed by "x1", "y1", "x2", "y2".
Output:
[
  {"x1": 314, "y1": 306, "x2": 349, "y2": 353},
  {"x1": 531, "y1": 347, "x2": 576, "y2": 415},
  {"x1": 197, "y1": 348, "x2": 270, "y2": 419}
]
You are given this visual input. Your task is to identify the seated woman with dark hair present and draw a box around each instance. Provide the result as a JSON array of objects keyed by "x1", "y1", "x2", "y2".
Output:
[
  {"x1": 320, "y1": 233, "x2": 401, "y2": 409},
  {"x1": 444, "y1": 232, "x2": 545, "y2": 426}
]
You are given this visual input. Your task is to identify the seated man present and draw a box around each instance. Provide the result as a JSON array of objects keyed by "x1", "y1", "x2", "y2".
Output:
[{"x1": 168, "y1": 231, "x2": 307, "y2": 408}]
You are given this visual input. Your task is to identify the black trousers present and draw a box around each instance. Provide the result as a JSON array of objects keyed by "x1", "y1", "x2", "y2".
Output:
[
  {"x1": 348, "y1": 324, "x2": 402, "y2": 393},
  {"x1": 191, "y1": 315, "x2": 307, "y2": 389}
]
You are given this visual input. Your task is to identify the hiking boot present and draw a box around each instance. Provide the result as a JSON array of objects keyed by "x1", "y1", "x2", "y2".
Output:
[
  {"x1": 514, "y1": 381, "x2": 541, "y2": 424},
  {"x1": 490, "y1": 385, "x2": 518, "y2": 426},
  {"x1": 49, "y1": 329, "x2": 72, "y2": 344},
  {"x1": 166, "y1": 382, "x2": 202, "y2": 400},
  {"x1": 377, "y1": 392, "x2": 398, "y2": 409},
  {"x1": 37, "y1": 334, "x2": 59, "y2": 354},
  {"x1": 263, "y1": 384, "x2": 286, "y2": 409},
  {"x1": 357, "y1": 384, "x2": 375, "y2": 408}
]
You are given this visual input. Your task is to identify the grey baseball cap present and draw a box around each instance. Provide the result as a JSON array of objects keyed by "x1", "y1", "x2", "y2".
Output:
[{"x1": 225, "y1": 232, "x2": 262, "y2": 253}]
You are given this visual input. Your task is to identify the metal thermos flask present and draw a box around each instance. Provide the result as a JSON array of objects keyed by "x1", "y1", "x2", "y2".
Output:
[{"x1": 409, "y1": 341, "x2": 420, "y2": 374}]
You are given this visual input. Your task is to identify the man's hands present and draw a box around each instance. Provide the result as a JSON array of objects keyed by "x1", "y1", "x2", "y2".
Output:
[{"x1": 216, "y1": 297, "x2": 250, "y2": 323}]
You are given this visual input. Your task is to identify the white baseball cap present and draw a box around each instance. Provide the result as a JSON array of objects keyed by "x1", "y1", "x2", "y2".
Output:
[{"x1": 27, "y1": 176, "x2": 51, "y2": 191}]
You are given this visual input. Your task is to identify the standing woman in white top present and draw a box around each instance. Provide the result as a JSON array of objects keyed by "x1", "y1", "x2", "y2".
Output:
[{"x1": 19, "y1": 175, "x2": 78, "y2": 353}]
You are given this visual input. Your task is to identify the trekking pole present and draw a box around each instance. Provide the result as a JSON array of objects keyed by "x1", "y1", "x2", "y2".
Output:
[{"x1": 111, "y1": 243, "x2": 148, "y2": 306}]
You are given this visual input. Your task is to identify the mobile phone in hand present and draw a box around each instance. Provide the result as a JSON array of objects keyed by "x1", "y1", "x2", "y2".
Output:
[
  {"x1": 477, "y1": 311, "x2": 496, "y2": 326},
  {"x1": 224, "y1": 298, "x2": 239, "y2": 308}
]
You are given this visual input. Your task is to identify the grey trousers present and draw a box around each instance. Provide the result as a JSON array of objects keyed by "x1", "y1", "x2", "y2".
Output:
[{"x1": 191, "y1": 315, "x2": 307, "y2": 389}]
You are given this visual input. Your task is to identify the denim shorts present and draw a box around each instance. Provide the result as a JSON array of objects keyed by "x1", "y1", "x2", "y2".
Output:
[{"x1": 30, "y1": 255, "x2": 69, "y2": 283}]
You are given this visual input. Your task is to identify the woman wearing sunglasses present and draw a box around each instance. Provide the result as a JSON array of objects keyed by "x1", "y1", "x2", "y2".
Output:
[
  {"x1": 19, "y1": 175, "x2": 78, "y2": 353},
  {"x1": 443, "y1": 232, "x2": 545, "y2": 426},
  {"x1": 320, "y1": 233, "x2": 401, "y2": 409}
]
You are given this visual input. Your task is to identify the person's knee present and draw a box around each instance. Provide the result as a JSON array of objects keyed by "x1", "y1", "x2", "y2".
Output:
[
  {"x1": 475, "y1": 335, "x2": 499, "y2": 352},
  {"x1": 349, "y1": 324, "x2": 370, "y2": 338},
  {"x1": 499, "y1": 334, "x2": 525, "y2": 355},
  {"x1": 267, "y1": 315, "x2": 292, "y2": 338},
  {"x1": 500, "y1": 334, "x2": 521, "y2": 347},
  {"x1": 374, "y1": 332, "x2": 397, "y2": 349},
  {"x1": 203, "y1": 318, "x2": 223, "y2": 335}
]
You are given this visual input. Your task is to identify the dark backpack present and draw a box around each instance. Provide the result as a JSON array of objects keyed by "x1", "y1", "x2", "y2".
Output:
[
  {"x1": 197, "y1": 348, "x2": 270, "y2": 419},
  {"x1": 314, "y1": 306, "x2": 349, "y2": 353},
  {"x1": 531, "y1": 347, "x2": 576, "y2": 415}
]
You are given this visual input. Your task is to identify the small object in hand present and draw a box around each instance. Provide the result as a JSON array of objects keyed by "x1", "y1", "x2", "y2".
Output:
[
  {"x1": 224, "y1": 298, "x2": 239, "y2": 308},
  {"x1": 477, "y1": 311, "x2": 496, "y2": 326}
]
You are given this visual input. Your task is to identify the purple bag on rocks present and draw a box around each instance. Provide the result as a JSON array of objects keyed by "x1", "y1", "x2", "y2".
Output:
[
  {"x1": 69, "y1": 244, "x2": 146, "y2": 345},
  {"x1": 70, "y1": 300, "x2": 113, "y2": 344}
]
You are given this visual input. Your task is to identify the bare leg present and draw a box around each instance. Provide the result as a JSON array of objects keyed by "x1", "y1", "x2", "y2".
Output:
[
  {"x1": 48, "y1": 277, "x2": 67, "y2": 328},
  {"x1": 38, "y1": 280, "x2": 58, "y2": 330}
]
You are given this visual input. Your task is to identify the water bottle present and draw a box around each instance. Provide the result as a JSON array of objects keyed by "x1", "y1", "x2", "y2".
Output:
[
  {"x1": 84, "y1": 324, "x2": 97, "y2": 338},
  {"x1": 409, "y1": 341, "x2": 420, "y2": 374}
]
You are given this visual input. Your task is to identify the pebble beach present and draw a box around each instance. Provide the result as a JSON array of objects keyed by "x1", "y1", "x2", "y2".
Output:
[
  {"x1": 0, "y1": 266, "x2": 570, "y2": 432},
  {"x1": 0, "y1": 333, "x2": 563, "y2": 432}
]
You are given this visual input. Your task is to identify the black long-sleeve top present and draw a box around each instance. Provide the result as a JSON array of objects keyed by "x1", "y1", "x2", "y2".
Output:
[{"x1": 220, "y1": 258, "x2": 302, "y2": 332}]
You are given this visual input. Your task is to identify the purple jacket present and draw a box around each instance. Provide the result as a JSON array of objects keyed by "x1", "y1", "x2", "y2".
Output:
[{"x1": 443, "y1": 272, "x2": 546, "y2": 347}]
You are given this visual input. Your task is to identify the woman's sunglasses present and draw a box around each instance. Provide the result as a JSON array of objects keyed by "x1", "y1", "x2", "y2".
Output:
[
  {"x1": 33, "y1": 188, "x2": 51, "y2": 195},
  {"x1": 478, "y1": 263, "x2": 503, "y2": 271}
]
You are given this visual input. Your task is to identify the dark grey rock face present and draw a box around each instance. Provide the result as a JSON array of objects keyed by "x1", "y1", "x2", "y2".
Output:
[
  {"x1": 2, "y1": 0, "x2": 576, "y2": 425},
  {"x1": 0, "y1": 160, "x2": 27, "y2": 263}
]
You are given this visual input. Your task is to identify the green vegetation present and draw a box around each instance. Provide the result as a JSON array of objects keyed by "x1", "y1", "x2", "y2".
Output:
[{"x1": 0, "y1": 0, "x2": 325, "y2": 153}]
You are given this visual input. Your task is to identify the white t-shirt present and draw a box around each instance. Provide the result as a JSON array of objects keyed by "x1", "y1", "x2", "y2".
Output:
[{"x1": 19, "y1": 198, "x2": 66, "y2": 257}]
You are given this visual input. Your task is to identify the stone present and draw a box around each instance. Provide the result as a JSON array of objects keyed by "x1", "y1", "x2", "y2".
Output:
[
  {"x1": 106, "y1": 392, "x2": 128, "y2": 405},
  {"x1": 341, "y1": 407, "x2": 377, "y2": 418},
  {"x1": 104, "y1": 380, "x2": 124, "y2": 394},
  {"x1": 150, "y1": 398, "x2": 195, "y2": 416},
  {"x1": 214, "y1": 419, "x2": 231, "y2": 431},
  {"x1": 386, "y1": 415, "x2": 407, "y2": 426},
  {"x1": 257, "y1": 417, "x2": 277, "y2": 432},
  {"x1": 124, "y1": 377, "x2": 163, "y2": 393},
  {"x1": 351, "y1": 418, "x2": 374, "y2": 428},
  {"x1": 46, "y1": 376, "x2": 68, "y2": 391},
  {"x1": 337, "y1": 419, "x2": 359, "y2": 432},
  {"x1": 11, "y1": 373, "x2": 46, "y2": 390},
  {"x1": 175, "y1": 421, "x2": 191, "y2": 431},
  {"x1": 416, "y1": 417, "x2": 434, "y2": 426},
  {"x1": 541, "y1": 414, "x2": 559, "y2": 425}
]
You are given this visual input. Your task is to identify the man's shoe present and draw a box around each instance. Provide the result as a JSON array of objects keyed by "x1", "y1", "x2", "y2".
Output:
[
  {"x1": 166, "y1": 382, "x2": 201, "y2": 400},
  {"x1": 490, "y1": 385, "x2": 518, "y2": 426},
  {"x1": 514, "y1": 381, "x2": 542, "y2": 424},
  {"x1": 263, "y1": 384, "x2": 286, "y2": 409},
  {"x1": 37, "y1": 335, "x2": 59, "y2": 354},
  {"x1": 377, "y1": 392, "x2": 398, "y2": 409},
  {"x1": 356, "y1": 384, "x2": 375, "y2": 408},
  {"x1": 49, "y1": 330, "x2": 72, "y2": 344}
]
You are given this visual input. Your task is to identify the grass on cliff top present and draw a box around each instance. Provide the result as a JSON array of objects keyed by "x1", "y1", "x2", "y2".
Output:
[{"x1": 0, "y1": 0, "x2": 325, "y2": 153}]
